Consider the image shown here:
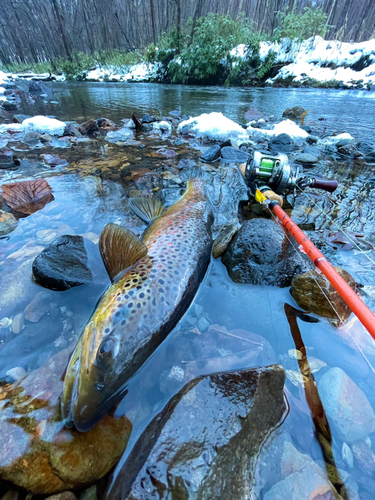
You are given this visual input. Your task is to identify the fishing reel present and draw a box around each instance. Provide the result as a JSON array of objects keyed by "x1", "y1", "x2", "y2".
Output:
[{"x1": 244, "y1": 151, "x2": 338, "y2": 196}]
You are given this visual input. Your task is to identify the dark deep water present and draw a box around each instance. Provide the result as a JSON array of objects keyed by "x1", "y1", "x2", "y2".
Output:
[{"x1": 1, "y1": 82, "x2": 375, "y2": 499}]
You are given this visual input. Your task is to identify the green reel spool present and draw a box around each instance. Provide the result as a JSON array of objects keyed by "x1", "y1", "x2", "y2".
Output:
[{"x1": 259, "y1": 157, "x2": 279, "y2": 180}]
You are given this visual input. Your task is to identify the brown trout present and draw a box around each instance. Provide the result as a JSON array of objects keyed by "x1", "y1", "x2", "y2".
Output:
[{"x1": 61, "y1": 179, "x2": 213, "y2": 431}]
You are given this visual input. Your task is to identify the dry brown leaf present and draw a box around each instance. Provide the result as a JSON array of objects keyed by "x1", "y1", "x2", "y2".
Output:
[
  {"x1": 1, "y1": 178, "x2": 54, "y2": 215},
  {"x1": 300, "y1": 109, "x2": 310, "y2": 126}
]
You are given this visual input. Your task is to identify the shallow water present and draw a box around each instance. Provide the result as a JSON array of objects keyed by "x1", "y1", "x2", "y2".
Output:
[{"x1": 1, "y1": 82, "x2": 375, "y2": 499}]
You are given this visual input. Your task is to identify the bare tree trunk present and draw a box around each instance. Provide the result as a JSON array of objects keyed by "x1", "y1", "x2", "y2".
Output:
[
  {"x1": 150, "y1": 0, "x2": 157, "y2": 43},
  {"x1": 175, "y1": 0, "x2": 181, "y2": 50},
  {"x1": 190, "y1": 0, "x2": 203, "y2": 39},
  {"x1": 51, "y1": 0, "x2": 72, "y2": 60}
]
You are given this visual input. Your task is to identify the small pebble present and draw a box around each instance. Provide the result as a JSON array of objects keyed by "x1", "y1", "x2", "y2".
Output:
[{"x1": 12, "y1": 312, "x2": 24, "y2": 334}]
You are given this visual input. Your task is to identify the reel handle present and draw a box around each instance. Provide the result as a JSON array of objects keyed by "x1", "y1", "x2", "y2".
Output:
[{"x1": 310, "y1": 178, "x2": 338, "y2": 193}]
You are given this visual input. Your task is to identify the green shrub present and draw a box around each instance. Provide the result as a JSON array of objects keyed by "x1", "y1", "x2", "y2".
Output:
[
  {"x1": 153, "y1": 13, "x2": 263, "y2": 84},
  {"x1": 273, "y1": 7, "x2": 330, "y2": 41}
]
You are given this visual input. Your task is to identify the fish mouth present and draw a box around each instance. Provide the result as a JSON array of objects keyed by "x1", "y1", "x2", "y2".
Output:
[{"x1": 71, "y1": 383, "x2": 126, "y2": 432}]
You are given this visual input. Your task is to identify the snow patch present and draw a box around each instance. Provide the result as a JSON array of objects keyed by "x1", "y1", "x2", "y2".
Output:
[
  {"x1": 178, "y1": 112, "x2": 249, "y2": 143},
  {"x1": 153, "y1": 121, "x2": 172, "y2": 132},
  {"x1": 23, "y1": 116, "x2": 66, "y2": 135},
  {"x1": 86, "y1": 62, "x2": 161, "y2": 82},
  {"x1": 247, "y1": 119, "x2": 308, "y2": 140},
  {"x1": 257, "y1": 36, "x2": 375, "y2": 87},
  {"x1": 0, "y1": 123, "x2": 23, "y2": 133}
]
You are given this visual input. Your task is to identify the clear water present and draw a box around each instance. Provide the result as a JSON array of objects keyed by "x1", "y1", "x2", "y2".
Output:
[{"x1": 1, "y1": 82, "x2": 375, "y2": 499}]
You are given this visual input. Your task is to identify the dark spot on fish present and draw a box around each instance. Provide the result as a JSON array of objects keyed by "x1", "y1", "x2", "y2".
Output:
[
  {"x1": 143, "y1": 314, "x2": 148, "y2": 319},
  {"x1": 105, "y1": 328, "x2": 110, "y2": 333},
  {"x1": 117, "y1": 297, "x2": 121, "y2": 302},
  {"x1": 121, "y1": 320, "x2": 126, "y2": 326},
  {"x1": 127, "y1": 302, "x2": 133, "y2": 308},
  {"x1": 140, "y1": 293, "x2": 145, "y2": 298},
  {"x1": 152, "y1": 299, "x2": 156, "y2": 306},
  {"x1": 125, "y1": 295, "x2": 129, "y2": 299},
  {"x1": 115, "y1": 311, "x2": 120, "y2": 317},
  {"x1": 133, "y1": 279, "x2": 138, "y2": 283},
  {"x1": 131, "y1": 310, "x2": 136, "y2": 314},
  {"x1": 158, "y1": 279, "x2": 164, "y2": 284}
]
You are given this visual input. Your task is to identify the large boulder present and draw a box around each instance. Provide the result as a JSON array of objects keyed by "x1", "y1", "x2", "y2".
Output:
[
  {"x1": 290, "y1": 267, "x2": 356, "y2": 320},
  {"x1": 222, "y1": 218, "x2": 313, "y2": 287},
  {"x1": 32, "y1": 235, "x2": 93, "y2": 291},
  {"x1": 318, "y1": 367, "x2": 375, "y2": 444},
  {"x1": 0, "y1": 345, "x2": 132, "y2": 494},
  {"x1": 111, "y1": 365, "x2": 286, "y2": 499}
]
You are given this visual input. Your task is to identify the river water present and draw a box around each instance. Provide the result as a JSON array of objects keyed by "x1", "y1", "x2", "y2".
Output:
[{"x1": 1, "y1": 82, "x2": 375, "y2": 499}]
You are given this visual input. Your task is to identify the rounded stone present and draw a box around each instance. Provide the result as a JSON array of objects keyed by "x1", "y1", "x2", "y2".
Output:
[
  {"x1": 318, "y1": 367, "x2": 375, "y2": 444},
  {"x1": 0, "y1": 210, "x2": 18, "y2": 236}
]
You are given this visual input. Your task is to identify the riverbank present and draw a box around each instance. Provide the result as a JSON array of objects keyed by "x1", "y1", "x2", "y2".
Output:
[{"x1": 2, "y1": 36, "x2": 375, "y2": 90}]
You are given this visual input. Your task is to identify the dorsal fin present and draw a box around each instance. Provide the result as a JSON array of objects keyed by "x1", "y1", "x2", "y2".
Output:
[
  {"x1": 99, "y1": 223, "x2": 147, "y2": 282},
  {"x1": 129, "y1": 196, "x2": 163, "y2": 223}
]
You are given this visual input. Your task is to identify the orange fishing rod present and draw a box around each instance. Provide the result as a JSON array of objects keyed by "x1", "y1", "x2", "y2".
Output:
[{"x1": 255, "y1": 188, "x2": 375, "y2": 340}]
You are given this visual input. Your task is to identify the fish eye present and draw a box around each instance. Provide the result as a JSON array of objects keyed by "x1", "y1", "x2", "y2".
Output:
[{"x1": 96, "y1": 338, "x2": 118, "y2": 364}]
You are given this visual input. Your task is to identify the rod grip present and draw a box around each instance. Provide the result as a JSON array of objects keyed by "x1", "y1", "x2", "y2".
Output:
[{"x1": 310, "y1": 178, "x2": 338, "y2": 193}]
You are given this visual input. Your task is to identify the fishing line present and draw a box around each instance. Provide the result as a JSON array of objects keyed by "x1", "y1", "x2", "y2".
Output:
[
  {"x1": 292, "y1": 181, "x2": 375, "y2": 268},
  {"x1": 270, "y1": 210, "x2": 375, "y2": 375}
]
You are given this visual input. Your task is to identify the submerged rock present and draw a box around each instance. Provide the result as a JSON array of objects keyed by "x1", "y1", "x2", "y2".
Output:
[
  {"x1": 115, "y1": 365, "x2": 286, "y2": 499},
  {"x1": 212, "y1": 224, "x2": 238, "y2": 258},
  {"x1": 0, "y1": 316, "x2": 64, "y2": 381},
  {"x1": 32, "y1": 235, "x2": 93, "y2": 291},
  {"x1": 290, "y1": 267, "x2": 356, "y2": 321},
  {"x1": 0, "y1": 346, "x2": 132, "y2": 494},
  {"x1": 318, "y1": 367, "x2": 375, "y2": 444},
  {"x1": 29, "y1": 81, "x2": 54, "y2": 100},
  {"x1": 222, "y1": 218, "x2": 313, "y2": 287},
  {"x1": 0, "y1": 209, "x2": 17, "y2": 236},
  {"x1": 264, "y1": 461, "x2": 341, "y2": 500}
]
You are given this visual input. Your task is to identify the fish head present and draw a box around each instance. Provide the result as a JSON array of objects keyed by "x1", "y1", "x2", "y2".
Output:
[{"x1": 63, "y1": 286, "x2": 142, "y2": 431}]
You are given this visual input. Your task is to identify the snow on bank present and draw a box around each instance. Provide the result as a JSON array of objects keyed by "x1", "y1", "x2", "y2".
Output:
[
  {"x1": 178, "y1": 112, "x2": 249, "y2": 143},
  {"x1": 86, "y1": 62, "x2": 161, "y2": 82},
  {"x1": 232, "y1": 36, "x2": 375, "y2": 88}
]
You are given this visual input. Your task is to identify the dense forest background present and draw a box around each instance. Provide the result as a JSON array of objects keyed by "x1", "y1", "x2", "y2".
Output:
[{"x1": 1, "y1": 0, "x2": 374, "y2": 67}]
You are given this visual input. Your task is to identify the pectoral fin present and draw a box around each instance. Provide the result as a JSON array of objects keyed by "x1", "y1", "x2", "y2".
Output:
[
  {"x1": 129, "y1": 196, "x2": 163, "y2": 223},
  {"x1": 99, "y1": 223, "x2": 148, "y2": 282}
]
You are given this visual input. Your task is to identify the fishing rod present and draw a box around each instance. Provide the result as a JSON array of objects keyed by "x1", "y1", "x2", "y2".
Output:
[{"x1": 242, "y1": 151, "x2": 375, "y2": 340}]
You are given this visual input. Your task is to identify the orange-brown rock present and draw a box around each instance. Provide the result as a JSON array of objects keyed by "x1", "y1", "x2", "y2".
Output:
[{"x1": 0, "y1": 344, "x2": 132, "y2": 494}]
